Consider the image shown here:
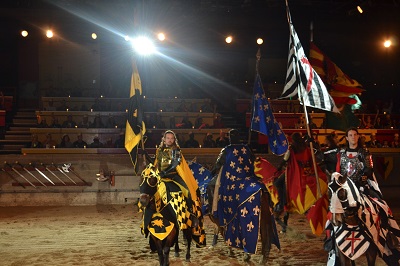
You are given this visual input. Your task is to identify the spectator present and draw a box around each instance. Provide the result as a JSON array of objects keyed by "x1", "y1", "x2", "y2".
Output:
[
  {"x1": 48, "y1": 116, "x2": 62, "y2": 128},
  {"x1": 177, "y1": 116, "x2": 192, "y2": 129},
  {"x1": 43, "y1": 133, "x2": 57, "y2": 148},
  {"x1": 366, "y1": 133, "x2": 381, "y2": 148},
  {"x1": 78, "y1": 115, "x2": 91, "y2": 128},
  {"x1": 212, "y1": 114, "x2": 224, "y2": 129},
  {"x1": 56, "y1": 99, "x2": 69, "y2": 111},
  {"x1": 105, "y1": 114, "x2": 117, "y2": 128},
  {"x1": 215, "y1": 130, "x2": 229, "y2": 148},
  {"x1": 176, "y1": 100, "x2": 189, "y2": 112},
  {"x1": 203, "y1": 133, "x2": 216, "y2": 148},
  {"x1": 195, "y1": 116, "x2": 208, "y2": 129},
  {"x1": 37, "y1": 118, "x2": 49, "y2": 128},
  {"x1": 62, "y1": 115, "x2": 77, "y2": 128},
  {"x1": 27, "y1": 134, "x2": 43, "y2": 148},
  {"x1": 382, "y1": 140, "x2": 390, "y2": 148},
  {"x1": 374, "y1": 117, "x2": 384, "y2": 129},
  {"x1": 89, "y1": 136, "x2": 104, "y2": 148},
  {"x1": 184, "y1": 132, "x2": 200, "y2": 148},
  {"x1": 361, "y1": 113, "x2": 376, "y2": 129},
  {"x1": 59, "y1": 134, "x2": 74, "y2": 148},
  {"x1": 114, "y1": 132, "x2": 125, "y2": 148},
  {"x1": 45, "y1": 100, "x2": 57, "y2": 111},
  {"x1": 90, "y1": 114, "x2": 104, "y2": 128},
  {"x1": 295, "y1": 116, "x2": 306, "y2": 129},
  {"x1": 391, "y1": 133, "x2": 400, "y2": 148},
  {"x1": 104, "y1": 137, "x2": 114, "y2": 148},
  {"x1": 73, "y1": 133, "x2": 88, "y2": 148}
]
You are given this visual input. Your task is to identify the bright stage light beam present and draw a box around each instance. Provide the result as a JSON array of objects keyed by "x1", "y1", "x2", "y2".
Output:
[{"x1": 131, "y1": 36, "x2": 156, "y2": 55}]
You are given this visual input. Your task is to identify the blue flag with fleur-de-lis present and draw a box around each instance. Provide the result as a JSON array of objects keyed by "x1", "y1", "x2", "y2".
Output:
[
  {"x1": 216, "y1": 144, "x2": 266, "y2": 254},
  {"x1": 188, "y1": 160, "x2": 212, "y2": 215},
  {"x1": 251, "y1": 74, "x2": 288, "y2": 156}
]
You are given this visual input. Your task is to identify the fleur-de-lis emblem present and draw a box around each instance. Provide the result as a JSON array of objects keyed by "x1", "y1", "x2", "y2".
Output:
[
  {"x1": 235, "y1": 237, "x2": 241, "y2": 247},
  {"x1": 199, "y1": 167, "x2": 205, "y2": 174},
  {"x1": 247, "y1": 221, "x2": 254, "y2": 232},
  {"x1": 241, "y1": 147, "x2": 247, "y2": 154},
  {"x1": 253, "y1": 205, "x2": 260, "y2": 216},
  {"x1": 244, "y1": 165, "x2": 250, "y2": 172},
  {"x1": 238, "y1": 156, "x2": 244, "y2": 164},
  {"x1": 248, "y1": 195, "x2": 255, "y2": 203},
  {"x1": 233, "y1": 149, "x2": 239, "y2": 156},
  {"x1": 241, "y1": 207, "x2": 248, "y2": 217},
  {"x1": 230, "y1": 161, "x2": 236, "y2": 169}
]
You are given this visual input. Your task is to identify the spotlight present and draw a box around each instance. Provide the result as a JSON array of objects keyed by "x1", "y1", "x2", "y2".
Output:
[
  {"x1": 131, "y1": 36, "x2": 156, "y2": 55},
  {"x1": 225, "y1": 36, "x2": 233, "y2": 44},
  {"x1": 21, "y1": 30, "x2": 28, "y2": 37},
  {"x1": 257, "y1": 38, "x2": 264, "y2": 45},
  {"x1": 157, "y1": 32, "x2": 165, "y2": 41},
  {"x1": 357, "y1": 5, "x2": 363, "y2": 13},
  {"x1": 46, "y1": 30, "x2": 54, "y2": 38},
  {"x1": 91, "y1": 33, "x2": 97, "y2": 40}
]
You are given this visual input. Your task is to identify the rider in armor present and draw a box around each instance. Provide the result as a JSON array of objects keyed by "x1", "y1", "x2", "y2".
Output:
[{"x1": 336, "y1": 127, "x2": 382, "y2": 199}]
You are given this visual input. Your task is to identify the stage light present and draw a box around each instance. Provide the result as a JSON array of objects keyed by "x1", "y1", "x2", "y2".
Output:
[
  {"x1": 124, "y1": 35, "x2": 130, "y2": 41},
  {"x1": 357, "y1": 5, "x2": 363, "y2": 13},
  {"x1": 384, "y1": 40, "x2": 392, "y2": 48},
  {"x1": 46, "y1": 30, "x2": 54, "y2": 38},
  {"x1": 91, "y1": 33, "x2": 97, "y2": 40},
  {"x1": 225, "y1": 36, "x2": 233, "y2": 44},
  {"x1": 21, "y1": 30, "x2": 28, "y2": 37},
  {"x1": 131, "y1": 36, "x2": 156, "y2": 55},
  {"x1": 257, "y1": 38, "x2": 263, "y2": 45},
  {"x1": 157, "y1": 32, "x2": 165, "y2": 41}
]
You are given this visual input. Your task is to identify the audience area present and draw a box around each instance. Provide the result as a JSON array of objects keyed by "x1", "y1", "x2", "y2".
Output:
[{"x1": 3, "y1": 95, "x2": 400, "y2": 155}]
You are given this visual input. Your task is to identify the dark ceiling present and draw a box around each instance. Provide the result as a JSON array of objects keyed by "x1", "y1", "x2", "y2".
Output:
[{"x1": 1, "y1": 0, "x2": 399, "y2": 97}]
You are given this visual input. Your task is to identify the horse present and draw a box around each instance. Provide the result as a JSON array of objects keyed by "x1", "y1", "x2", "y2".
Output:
[
  {"x1": 139, "y1": 163, "x2": 194, "y2": 266},
  {"x1": 327, "y1": 172, "x2": 400, "y2": 266},
  {"x1": 189, "y1": 160, "x2": 277, "y2": 264}
]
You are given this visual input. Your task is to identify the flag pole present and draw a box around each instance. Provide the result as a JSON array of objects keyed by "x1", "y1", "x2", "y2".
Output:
[
  {"x1": 247, "y1": 49, "x2": 262, "y2": 146},
  {"x1": 285, "y1": 0, "x2": 322, "y2": 198}
]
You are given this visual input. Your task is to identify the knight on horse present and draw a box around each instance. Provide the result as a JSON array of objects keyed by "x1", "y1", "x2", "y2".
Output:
[
  {"x1": 326, "y1": 127, "x2": 400, "y2": 265},
  {"x1": 209, "y1": 129, "x2": 278, "y2": 259},
  {"x1": 139, "y1": 130, "x2": 206, "y2": 265}
]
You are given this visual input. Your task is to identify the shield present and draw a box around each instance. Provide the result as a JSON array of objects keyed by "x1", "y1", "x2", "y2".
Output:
[{"x1": 334, "y1": 224, "x2": 370, "y2": 260}]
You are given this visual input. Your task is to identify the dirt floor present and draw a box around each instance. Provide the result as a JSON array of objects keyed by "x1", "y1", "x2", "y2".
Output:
[{"x1": 0, "y1": 203, "x2": 398, "y2": 266}]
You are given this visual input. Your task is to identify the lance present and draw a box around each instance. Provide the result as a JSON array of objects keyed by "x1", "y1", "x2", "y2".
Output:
[
  {"x1": 1, "y1": 167, "x2": 26, "y2": 188},
  {"x1": 30, "y1": 163, "x2": 55, "y2": 185},
  {"x1": 53, "y1": 163, "x2": 77, "y2": 185},
  {"x1": 4, "y1": 162, "x2": 37, "y2": 188},
  {"x1": 15, "y1": 161, "x2": 47, "y2": 187},
  {"x1": 62, "y1": 164, "x2": 90, "y2": 186},
  {"x1": 41, "y1": 163, "x2": 66, "y2": 185}
]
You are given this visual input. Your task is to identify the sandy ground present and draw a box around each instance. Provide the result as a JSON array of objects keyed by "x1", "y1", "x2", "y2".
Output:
[{"x1": 0, "y1": 204, "x2": 398, "y2": 266}]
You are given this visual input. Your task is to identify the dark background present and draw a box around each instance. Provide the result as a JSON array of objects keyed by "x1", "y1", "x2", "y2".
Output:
[{"x1": 0, "y1": 0, "x2": 399, "y2": 111}]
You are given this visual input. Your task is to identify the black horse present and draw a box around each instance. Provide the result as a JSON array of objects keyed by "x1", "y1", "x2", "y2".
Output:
[{"x1": 139, "y1": 164, "x2": 193, "y2": 266}]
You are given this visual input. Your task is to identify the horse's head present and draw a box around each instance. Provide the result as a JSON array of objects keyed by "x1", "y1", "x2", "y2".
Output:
[
  {"x1": 139, "y1": 163, "x2": 160, "y2": 208},
  {"x1": 328, "y1": 172, "x2": 361, "y2": 226}
]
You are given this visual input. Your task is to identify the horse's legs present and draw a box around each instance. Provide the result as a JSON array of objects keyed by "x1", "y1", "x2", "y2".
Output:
[
  {"x1": 173, "y1": 230, "x2": 180, "y2": 257},
  {"x1": 365, "y1": 245, "x2": 378, "y2": 266},
  {"x1": 259, "y1": 191, "x2": 272, "y2": 264},
  {"x1": 151, "y1": 235, "x2": 164, "y2": 266},
  {"x1": 183, "y1": 229, "x2": 192, "y2": 262}
]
